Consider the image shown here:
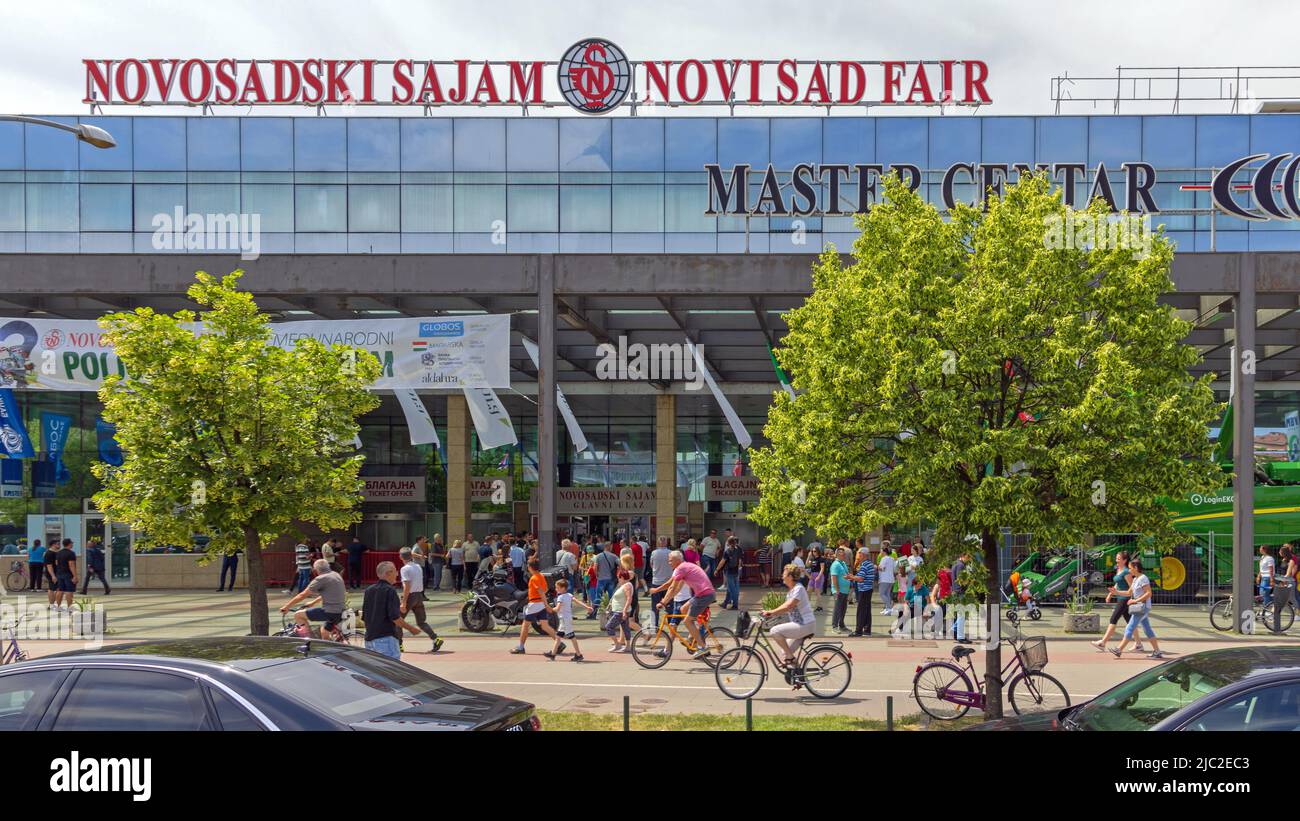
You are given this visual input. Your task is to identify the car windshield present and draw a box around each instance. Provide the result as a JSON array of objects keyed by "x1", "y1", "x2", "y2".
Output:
[
  {"x1": 1069, "y1": 651, "x2": 1258, "y2": 730},
  {"x1": 246, "y1": 649, "x2": 489, "y2": 727}
]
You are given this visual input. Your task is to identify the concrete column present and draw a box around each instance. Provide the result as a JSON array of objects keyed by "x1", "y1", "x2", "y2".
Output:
[
  {"x1": 655, "y1": 393, "x2": 677, "y2": 544},
  {"x1": 537, "y1": 257, "x2": 557, "y2": 567},
  {"x1": 446, "y1": 394, "x2": 472, "y2": 542},
  {"x1": 1233, "y1": 257, "x2": 1256, "y2": 633}
]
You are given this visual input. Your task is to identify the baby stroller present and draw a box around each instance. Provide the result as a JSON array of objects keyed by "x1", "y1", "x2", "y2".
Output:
[{"x1": 1002, "y1": 575, "x2": 1041, "y2": 624}]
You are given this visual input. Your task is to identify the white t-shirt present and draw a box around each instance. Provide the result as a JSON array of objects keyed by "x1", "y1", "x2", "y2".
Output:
[
  {"x1": 700, "y1": 537, "x2": 721, "y2": 558},
  {"x1": 1261, "y1": 554, "x2": 1276, "y2": 581},
  {"x1": 878, "y1": 555, "x2": 896, "y2": 583},
  {"x1": 400, "y1": 562, "x2": 424, "y2": 594},
  {"x1": 792, "y1": 555, "x2": 806, "y2": 571},
  {"x1": 779, "y1": 538, "x2": 797, "y2": 556},
  {"x1": 908, "y1": 554, "x2": 923, "y2": 571},
  {"x1": 785, "y1": 583, "x2": 816, "y2": 626},
  {"x1": 557, "y1": 550, "x2": 577, "y2": 572},
  {"x1": 555, "y1": 592, "x2": 575, "y2": 633},
  {"x1": 1130, "y1": 574, "x2": 1152, "y2": 609},
  {"x1": 674, "y1": 579, "x2": 694, "y2": 603}
]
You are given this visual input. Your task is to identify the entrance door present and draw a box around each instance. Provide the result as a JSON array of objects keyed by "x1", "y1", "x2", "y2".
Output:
[{"x1": 81, "y1": 515, "x2": 134, "y2": 587}]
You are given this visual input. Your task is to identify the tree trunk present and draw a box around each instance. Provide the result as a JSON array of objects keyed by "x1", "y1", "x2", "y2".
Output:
[
  {"x1": 244, "y1": 527, "x2": 269, "y2": 636},
  {"x1": 982, "y1": 527, "x2": 1003, "y2": 720}
]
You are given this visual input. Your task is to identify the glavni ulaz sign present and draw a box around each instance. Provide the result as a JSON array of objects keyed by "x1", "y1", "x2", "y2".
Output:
[{"x1": 82, "y1": 37, "x2": 992, "y2": 113}]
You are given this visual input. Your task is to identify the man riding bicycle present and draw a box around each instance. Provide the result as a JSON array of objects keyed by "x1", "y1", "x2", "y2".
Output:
[
  {"x1": 654, "y1": 550, "x2": 717, "y2": 659},
  {"x1": 281, "y1": 559, "x2": 348, "y2": 639}
]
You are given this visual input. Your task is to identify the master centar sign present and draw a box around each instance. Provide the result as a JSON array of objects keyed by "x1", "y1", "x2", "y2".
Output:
[{"x1": 82, "y1": 38, "x2": 991, "y2": 114}]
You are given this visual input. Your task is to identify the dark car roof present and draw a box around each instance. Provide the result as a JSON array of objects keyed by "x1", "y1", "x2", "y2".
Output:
[
  {"x1": 1170, "y1": 645, "x2": 1300, "y2": 680},
  {"x1": 35, "y1": 636, "x2": 351, "y2": 673}
]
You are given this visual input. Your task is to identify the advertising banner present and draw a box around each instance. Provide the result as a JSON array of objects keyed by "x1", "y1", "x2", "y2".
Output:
[
  {"x1": 0, "y1": 388, "x2": 35, "y2": 458},
  {"x1": 394, "y1": 389, "x2": 441, "y2": 447},
  {"x1": 528, "y1": 486, "x2": 688, "y2": 516},
  {"x1": 705, "y1": 476, "x2": 761, "y2": 503},
  {"x1": 0, "y1": 315, "x2": 510, "y2": 392},
  {"x1": 463, "y1": 387, "x2": 518, "y2": 450},
  {"x1": 96, "y1": 418, "x2": 124, "y2": 466},
  {"x1": 361, "y1": 476, "x2": 426, "y2": 502},
  {"x1": 1287, "y1": 410, "x2": 1300, "y2": 461},
  {"x1": 0, "y1": 459, "x2": 21, "y2": 498},
  {"x1": 41, "y1": 411, "x2": 73, "y2": 484}
]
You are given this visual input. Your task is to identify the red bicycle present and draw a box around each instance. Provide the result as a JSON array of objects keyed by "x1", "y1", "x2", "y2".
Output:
[{"x1": 911, "y1": 634, "x2": 1069, "y2": 719}]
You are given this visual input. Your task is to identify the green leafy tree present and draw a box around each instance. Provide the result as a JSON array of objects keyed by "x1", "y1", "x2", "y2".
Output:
[
  {"x1": 91, "y1": 271, "x2": 380, "y2": 635},
  {"x1": 750, "y1": 175, "x2": 1222, "y2": 718}
]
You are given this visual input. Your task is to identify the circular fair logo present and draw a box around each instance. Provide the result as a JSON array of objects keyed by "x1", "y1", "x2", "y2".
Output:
[
  {"x1": 42, "y1": 329, "x2": 61, "y2": 348},
  {"x1": 0, "y1": 425, "x2": 20, "y2": 454},
  {"x1": 557, "y1": 38, "x2": 631, "y2": 114}
]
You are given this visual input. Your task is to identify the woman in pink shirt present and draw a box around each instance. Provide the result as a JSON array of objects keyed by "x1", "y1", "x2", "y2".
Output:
[{"x1": 682, "y1": 539, "x2": 700, "y2": 565}]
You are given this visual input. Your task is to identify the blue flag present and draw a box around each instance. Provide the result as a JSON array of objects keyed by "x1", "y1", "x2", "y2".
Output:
[
  {"x1": 0, "y1": 459, "x2": 21, "y2": 498},
  {"x1": 30, "y1": 459, "x2": 55, "y2": 498},
  {"x1": 41, "y1": 411, "x2": 72, "y2": 484},
  {"x1": 96, "y1": 418, "x2": 124, "y2": 467},
  {"x1": 0, "y1": 389, "x2": 34, "y2": 459}
]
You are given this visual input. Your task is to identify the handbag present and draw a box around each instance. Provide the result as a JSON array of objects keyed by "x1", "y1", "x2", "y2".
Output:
[{"x1": 1127, "y1": 599, "x2": 1148, "y2": 616}]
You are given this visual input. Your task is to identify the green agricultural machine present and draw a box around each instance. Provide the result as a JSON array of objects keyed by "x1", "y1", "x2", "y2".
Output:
[{"x1": 1010, "y1": 406, "x2": 1300, "y2": 604}]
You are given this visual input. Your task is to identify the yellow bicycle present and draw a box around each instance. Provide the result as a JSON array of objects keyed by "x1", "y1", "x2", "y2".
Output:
[{"x1": 630, "y1": 608, "x2": 739, "y2": 670}]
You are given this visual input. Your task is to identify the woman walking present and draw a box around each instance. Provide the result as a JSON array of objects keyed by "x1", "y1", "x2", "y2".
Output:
[
  {"x1": 1111, "y1": 558, "x2": 1164, "y2": 659},
  {"x1": 1092, "y1": 551, "x2": 1144, "y2": 653},
  {"x1": 756, "y1": 541, "x2": 772, "y2": 587},
  {"x1": 807, "y1": 546, "x2": 826, "y2": 611}
]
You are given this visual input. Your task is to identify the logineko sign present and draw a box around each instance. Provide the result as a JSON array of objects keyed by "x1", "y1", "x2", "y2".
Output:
[
  {"x1": 705, "y1": 155, "x2": 1300, "y2": 218},
  {"x1": 82, "y1": 38, "x2": 991, "y2": 113}
]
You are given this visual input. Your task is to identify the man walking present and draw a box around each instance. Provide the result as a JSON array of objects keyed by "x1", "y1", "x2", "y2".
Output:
[
  {"x1": 363, "y1": 561, "x2": 418, "y2": 659},
  {"x1": 829, "y1": 546, "x2": 851, "y2": 633},
  {"x1": 345, "y1": 535, "x2": 367, "y2": 589},
  {"x1": 509, "y1": 538, "x2": 527, "y2": 591},
  {"x1": 427, "y1": 534, "x2": 447, "y2": 591},
  {"x1": 586, "y1": 540, "x2": 621, "y2": 619},
  {"x1": 399, "y1": 547, "x2": 444, "y2": 652},
  {"x1": 50, "y1": 538, "x2": 78, "y2": 611},
  {"x1": 848, "y1": 546, "x2": 877, "y2": 637},
  {"x1": 648, "y1": 536, "x2": 673, "y2": 626},
  {"x1": 716, "y1": 536, "x2": 743, "y2": 610},
  {"x1": 463, "y1": 532, "x2": 480, "y2": 588},
  {"x1": 699, "y1": 529, "x2": 721, "y2": 576},
  {"x1": 216, "y1": 547, "x2": 239, "y2": 592},
  {"x1": 81, "y1": 537, "x2": 111, "y2": 595},
  {"x1": 290, "y1": 542, "x2": 312, "y2": 594}
]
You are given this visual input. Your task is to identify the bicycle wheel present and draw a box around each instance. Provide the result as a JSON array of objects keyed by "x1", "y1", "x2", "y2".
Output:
[
  {"x1": 700, "y1": 626, "x2": 740, "y2": 669},
  {"x1": 1008, "y1": 671, "x2": 1071, "y2": 716},
  {"x1": 3, "y1": 571, "x2": 23, "y2": 593},
  {"x1": 1209, "y1": 598, "x2": 1233, "y2": 631},
  {"x1": 1260, "y1": 601, "x2": 1296, "y2": 633},
  {"x1": 800, "y1": 645, "x2": 852, "y2": 699},
  {"x1": 714, "y1": 646, "x2": 767, "y2": 700},
  {"x1": 630, "y1": 628, "x2": 673, "y2": 669},
  {"x1": 912, "y1": 661, "x2": 973, "y2": 720}
]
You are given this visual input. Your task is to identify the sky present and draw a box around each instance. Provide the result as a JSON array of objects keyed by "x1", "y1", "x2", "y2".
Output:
[{"x1": 2, "y1": 0, "x2": 1299, "y2": 116}]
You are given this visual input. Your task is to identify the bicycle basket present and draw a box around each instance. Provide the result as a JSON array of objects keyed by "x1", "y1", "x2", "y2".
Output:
[
  {"x1": 1017, "y1": 636, "x2": 1049, "y2": 673},
  {"x1": 735, "y1": 610, "x2": 752, "y2": 638}
]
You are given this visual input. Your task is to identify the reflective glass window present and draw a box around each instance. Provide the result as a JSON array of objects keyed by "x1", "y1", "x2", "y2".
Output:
[
  {"x1": 453, "y1": 184, "x2": 505, "y2": 231},
  {"x1": 0, "y1": 183, "x2": 22, "y2": 230},
  {"x1": 1141, "y1": 116, "x2": 1194, "y2": 167},
  {"x1": 560, "y1": 185, "x2": 611, "y2": 231},
  {"x1": 25, "y1": 118, "x2": 79, "y2": 170},
  {"x1": 929, "y1": 118, "x2": 980, "y2": 168},
  {"x1": 400, "y1": 120, "x2": 452, "y2": 171},
  {"x1": 665, "y1": 120, "x2": 716, "y2": 171},
  {"x1": 453, "y1": 120, "x2": 505, "y2": 171},
  {"x1": 241, "y1": 118, "x2": 294, "y2": 171},
  {"x1": 508, "y1": 185, "x2": 558, "y2": 231},
  {"x1": 187, "y1": 118, "x2": 240, "y2": 170},
  {"x1": 295, "y1": 119, "x2": 347, "y2": 171},
  {"x1": 1088, "y1": 117, "x2": 1142, "y2": 169},
  {"x1": 507, "y1": 120, "x2": 558, "y2": 171},
  {"x1": 241, "y1": 184, "x2": 294, "y2": 232},
  {"x1": 295, "y1": 184, "x2": 347, "y2": 231},
  {"x1": 613, "y1": 184, "x2": 664, "y2": 232},
  {"x1": 718, "y1": 119, "x2": 769, "y2": 168},
  {"x1": 80, "y1": 184, "x2": 132, "y2": 231},
  {"x1": 401, "y1": 185, "x2": 452, "y2": 232},
  {"x1": 134, "y1": 183, "x2": 186, "y2": 231},
  {"x1": 876, "y1": 118, "x2": 928, "y2": 167},
  {"x1": 981, "y1": 117, "x2": 1034, "y2": 165},
  {"x1": 1036, "y1": 117, "x2": 1087, "y2": 165},
  {"x1": 560, "y1": 119, "x2": 612, "y2": 171},
  {"x1": 134, "y1": 118, "x2": 187, "y2": 170},
  {"x1": 348, "y1": 119, "x2": 399, "y2": 171},
  {"x1": 79, "y1": 117, "x2": 132, "y2": 171},
  {"x1": 26, "y1": 183, "x2": 78, "y2": 231},
  {"x1": 771, "y1": 119, "x2": 822, "y2": 169},
  {"x1": 349, "y1": 184, "x2": 400, "y2": 231},
  {"x1": 613, "y1": 119, "x2": 664, "y2": 171},
  {"x1": 1196, "y1": 116, "x2": 1249, "y2": 168}
]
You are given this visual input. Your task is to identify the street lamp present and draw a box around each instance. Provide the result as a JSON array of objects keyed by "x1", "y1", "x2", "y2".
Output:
[{"x1": 0, "y1": 115, "x2": 116, "y2": 149}]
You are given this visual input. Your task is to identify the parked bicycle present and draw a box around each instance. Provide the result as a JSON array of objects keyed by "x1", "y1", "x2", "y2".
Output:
[
  {"x1": 912, "y1": 632, "x2": 1069, "y2": 719},
  {"x1": 1, "y1": 615, "x2": 29, "y2": 665},
  {"x1": 4, "y1": 559, "x2": 29, "y2": 593},
  {"x1": 713, "y1": 612, "x2": 853, "y2": 700},
  {"x1": 1210, "y1": 594, "x2": 1295, "y2": 632},
  {"x1": 630, "y1": 607, "x2": 738, "y2": 670}
]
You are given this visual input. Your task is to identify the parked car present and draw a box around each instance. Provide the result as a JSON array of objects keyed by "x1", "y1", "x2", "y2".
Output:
[
  {"x1": 968, "y1": 646, "x2": 1300, "y2": 731},
  {"x1": 0, "y1": 637, "x2": 539, "y2": 731}
]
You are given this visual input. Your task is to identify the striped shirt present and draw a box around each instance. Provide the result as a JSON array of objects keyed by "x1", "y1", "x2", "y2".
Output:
[{"x1": 852, "y1": 558, "x2": 877, "y2": 593}]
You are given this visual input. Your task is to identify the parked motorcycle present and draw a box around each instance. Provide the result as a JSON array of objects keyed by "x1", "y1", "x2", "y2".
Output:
[{"x1": 461, "y1": 566, "x2": 563, "y2": 632}]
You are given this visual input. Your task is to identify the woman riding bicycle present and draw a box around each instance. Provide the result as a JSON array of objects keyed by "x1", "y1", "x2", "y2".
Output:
[{"x1": 761, "y1": 563, "x2": 817, "y2": 678}]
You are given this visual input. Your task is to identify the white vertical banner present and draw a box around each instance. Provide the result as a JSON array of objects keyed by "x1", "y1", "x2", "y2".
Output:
[
  {"x1": 520, "y1": 336, "x2": 589, "y2": 453},
  {"x1": 395, "y1": 389, "x2": 441, "y2": 447},
  {"x1": 686, "y1": 338, "x2": 752, "y2": 449},
  {"x1": 463, "y1": 387, "x2": 518, "y2": 451}
]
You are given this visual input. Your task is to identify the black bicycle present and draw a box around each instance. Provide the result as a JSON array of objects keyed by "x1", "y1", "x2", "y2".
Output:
[{"x1": 713, "y1": 612, "x2": 852, "y2": 700}]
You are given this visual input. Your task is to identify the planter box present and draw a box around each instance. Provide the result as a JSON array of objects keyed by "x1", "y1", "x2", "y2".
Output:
[{"x1": 1062, "y1": 611, "x2": 1100, "y2": 633}]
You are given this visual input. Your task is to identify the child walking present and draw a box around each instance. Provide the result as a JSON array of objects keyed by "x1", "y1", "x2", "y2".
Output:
[{"x1": 546, "y1": 578, "x2": 593, "y2": 662}]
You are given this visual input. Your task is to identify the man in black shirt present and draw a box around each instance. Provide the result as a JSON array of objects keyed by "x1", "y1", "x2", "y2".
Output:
[
  {"x1": 345, "y1": 537, "x2": 367, "y2": 589},
  {"x1": 80, "y1": 537, "x2": 110, "y2": 595},
  {"x1": 50, "y1": 538, "x2": 78, "y2": 610},
  {"x1": 362, "y1": 561, "x2": 416, "y2": 659}
]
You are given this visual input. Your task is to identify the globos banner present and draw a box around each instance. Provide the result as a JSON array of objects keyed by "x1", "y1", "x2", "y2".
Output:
[{"x1": 0, "y1": 315, "x2": 510, "y2": 391}]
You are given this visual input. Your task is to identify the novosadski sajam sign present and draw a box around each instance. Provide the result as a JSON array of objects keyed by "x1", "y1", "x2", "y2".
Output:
[
  {"x1": 82, "y1": 37, "x2": 991, "y2": 114},
  {"x1": 0, "y1": 315, "x2": 509, "y2": 392}
]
